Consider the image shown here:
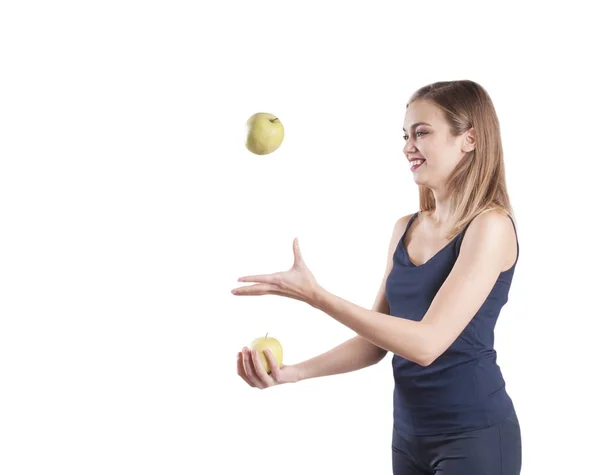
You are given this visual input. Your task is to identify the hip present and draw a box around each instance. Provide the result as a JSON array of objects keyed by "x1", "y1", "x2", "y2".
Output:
[
  {"x1": 393, "y1": 385, "x2": 516, "y2": 436},
  {"x1": 392, "y1": 411, "x2": 522, "y2": 475}
]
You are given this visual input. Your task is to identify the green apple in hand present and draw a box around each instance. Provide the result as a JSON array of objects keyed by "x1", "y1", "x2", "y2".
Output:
[
  {"x1": 250, "y1": 333, "x2": 283, "y2": 374},
  {"x1": 245, "y1": 112, "x2": 284, "y2": 155}
]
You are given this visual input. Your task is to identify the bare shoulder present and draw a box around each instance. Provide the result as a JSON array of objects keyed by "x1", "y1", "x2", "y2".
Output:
[
  {"x1": 394, "y1": 213, "x2": 416, "y2": 234},
  {"x1": 467, "y1": 209, "x2": 514, "y2": 236},
  {"x1": 462, "y1": 209, "x2": 517, "y2": 270},
  {"x1": 381, "y1": 213, "x2": 416, "y2": 267},
  {"x1": 389, "y1": 213, "x2": 416, "y2": 245}
]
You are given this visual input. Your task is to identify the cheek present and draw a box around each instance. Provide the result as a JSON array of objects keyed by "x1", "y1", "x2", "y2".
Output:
[
  {"x1": 424, "y1": 152, "x2": 459, "y2": 177},
  {"x1": 425, "y1": 140, "x2": 462, "y2": 171},
  {"x1": 419, "y1": 140, "x2": 441, "y2": 165}
]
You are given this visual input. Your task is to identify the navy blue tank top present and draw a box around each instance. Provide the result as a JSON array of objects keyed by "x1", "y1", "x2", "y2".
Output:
[{"x1": 385, "y1": 211, "x2": 519, "y2": 435}]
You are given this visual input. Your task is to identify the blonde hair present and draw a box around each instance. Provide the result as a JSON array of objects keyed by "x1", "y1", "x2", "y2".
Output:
[{"x1": 408, "y1": 80, "x2": 515, "y2": 240}]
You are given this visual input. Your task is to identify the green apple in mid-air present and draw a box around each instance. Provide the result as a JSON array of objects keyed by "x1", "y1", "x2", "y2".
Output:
[
  {"x1": 250, "y1": 333, "x2": 283, "y2": 374},
  {"x1": 245, "y1": 112, "x2": 284, "y2": 155}
]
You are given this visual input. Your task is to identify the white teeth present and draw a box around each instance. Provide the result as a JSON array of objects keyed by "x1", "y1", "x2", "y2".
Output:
[{"x1": 410, "y1": 159, "x2": 424, "y2": 166}]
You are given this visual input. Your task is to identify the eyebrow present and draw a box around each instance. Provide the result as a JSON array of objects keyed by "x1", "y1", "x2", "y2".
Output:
[{"x1": 402, "y1": 122, "x2": 431, "y2": 132}]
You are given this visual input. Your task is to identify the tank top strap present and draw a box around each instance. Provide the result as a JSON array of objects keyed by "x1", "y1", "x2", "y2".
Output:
[
  {"x1": 401, "y1": 212, "x2": 420, "y2": 240},
  {"x1": 455, "y1": 217, "x2": 475, "y2": 251},
  {"x1": 507, "y1": 214, "x2": 520, "y2": 262}
]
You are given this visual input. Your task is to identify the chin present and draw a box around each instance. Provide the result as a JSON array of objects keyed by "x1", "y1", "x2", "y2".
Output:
[{"x1": 412, "y1": 176, "x2": 428, "y2": 186}]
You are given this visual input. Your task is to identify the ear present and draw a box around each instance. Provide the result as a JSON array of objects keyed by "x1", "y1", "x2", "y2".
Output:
[{"x1": 461, "y1": 128, "x2": 476, "y2": 153}]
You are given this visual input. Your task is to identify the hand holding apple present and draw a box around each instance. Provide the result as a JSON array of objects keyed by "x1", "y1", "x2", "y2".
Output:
[{"x1": 237, "y1": 335, "x2": 301, "y2": 389}]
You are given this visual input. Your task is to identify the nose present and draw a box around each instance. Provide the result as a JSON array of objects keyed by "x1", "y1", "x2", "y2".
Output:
[{"x1": 403, "y1": 136, "x2": 417, "y2": 156}]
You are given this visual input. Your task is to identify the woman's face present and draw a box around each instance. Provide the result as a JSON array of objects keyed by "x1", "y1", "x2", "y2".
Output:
[{"x1": 402, "y1": 99, "x2": 474, "y2": 189}]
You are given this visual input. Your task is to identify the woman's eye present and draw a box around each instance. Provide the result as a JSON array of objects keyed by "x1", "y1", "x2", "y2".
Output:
[{"x1": 403, "y1": 131, "x2": 427, "y2": 141}]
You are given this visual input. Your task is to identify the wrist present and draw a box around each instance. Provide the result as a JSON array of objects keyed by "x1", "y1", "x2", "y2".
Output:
[
  {"x1": 308, "y1": 283, "x2": 328, "y2": 309},
  {"x1": 291, "y1": 362, "x2": 306, "y2": 382}
]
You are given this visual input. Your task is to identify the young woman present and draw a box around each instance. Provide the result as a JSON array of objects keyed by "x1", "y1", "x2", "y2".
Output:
[{"x1": 232, "y1": 80, "x2": 522, "y2": 475}]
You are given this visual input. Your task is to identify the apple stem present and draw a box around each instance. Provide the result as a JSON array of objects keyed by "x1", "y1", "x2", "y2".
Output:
[
  {"x1": 265, "y1": 332, "x2": 268, "y2": 339},
  {"x1": 269, "y1": 118, "x2": 279, "y2": 123}
]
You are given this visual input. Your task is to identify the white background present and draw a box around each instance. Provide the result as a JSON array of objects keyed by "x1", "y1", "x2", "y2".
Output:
[{"x1": 1, "y1": 1, "x2": 598, "y2": 474}]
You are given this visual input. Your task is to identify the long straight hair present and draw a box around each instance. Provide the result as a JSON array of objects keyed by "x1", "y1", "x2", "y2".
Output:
[{"x1": 408, "y1": 80, "x2": 515, "y2": 240}]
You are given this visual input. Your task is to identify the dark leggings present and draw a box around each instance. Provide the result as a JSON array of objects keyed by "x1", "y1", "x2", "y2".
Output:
[{"x1": 391, "y1": 415, "x2": 522, "y2": 474}]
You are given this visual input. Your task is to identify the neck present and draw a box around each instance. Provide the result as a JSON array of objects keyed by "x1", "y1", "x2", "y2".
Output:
[{"x1": 428, "y1": 188, "x2": 454, "y2": 227}]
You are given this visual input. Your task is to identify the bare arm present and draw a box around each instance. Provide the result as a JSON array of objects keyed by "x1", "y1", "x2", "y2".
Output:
[
  {"x1": 312, "y1": 211, "x2": 517, "y2": 366},
  {"x1": 294, "y1": 214, "x2": 412, "y2": 381},
  {"x1": 294, "y1": 335, "x2": 384, "y2": 381}
]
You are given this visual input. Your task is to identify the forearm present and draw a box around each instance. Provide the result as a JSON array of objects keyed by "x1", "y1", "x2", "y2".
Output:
[
  {"x1": 311, "y1": 287, "x2": 433, "y2": 366},
  {"x1": 295, "y1": 335, "x2": 385, "y2": 381}
]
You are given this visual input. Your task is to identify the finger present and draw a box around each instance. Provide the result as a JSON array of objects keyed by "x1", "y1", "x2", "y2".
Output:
[
  {"x1": 231, "y1": 283, "x2": 277, "y2": 296},
  {"x1": 237, "y1": 273, "x2": 279, "y2": 284},
  {"x1": 237, "y1": 288, "x2": 300, "y2": 301},
  {"x1": 237, "y1": 352, "x2": 255, "y2": 387},
  {"x1": 242, "y1": 348, "x2": 266, "y2": 388},
  {"x1": 264, "y1": 349, "x2": 283, "y2": 382},
  {"x1": 251, "y1": 348, "x2": 275, "y2": 387}
]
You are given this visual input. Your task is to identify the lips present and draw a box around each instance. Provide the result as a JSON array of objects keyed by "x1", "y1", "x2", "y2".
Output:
[{"x1": 409, "y1": 158, "x2": 425, "y2": 171}]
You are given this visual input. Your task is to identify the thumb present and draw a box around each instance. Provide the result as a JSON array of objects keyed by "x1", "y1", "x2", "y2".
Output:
[{"x1": 293, "y1": 237, "x2": 305, "y2": 266}]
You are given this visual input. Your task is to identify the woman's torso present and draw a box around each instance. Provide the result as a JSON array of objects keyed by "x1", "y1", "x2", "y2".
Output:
[{"x1": 385, "y1": 210, "x2": 519, "y2": 435}]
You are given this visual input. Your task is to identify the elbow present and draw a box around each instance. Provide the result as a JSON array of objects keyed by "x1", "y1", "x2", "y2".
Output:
[
  {"x1": 394, "y1": 348, "x2": 436, "y2": 367},
  {"x1": 376, "y1": 348, "x2": 388, "y2": 363},
  {"x1": 389, "y1": 323, "x2": 443, "y2": 366},
  {"x1": 416, "y1": 355, "x2": 435, "y2": 367},
  {"x1": 413, "y1": 324, "x2": 445, "y2": 367},
  {"x1": 415, "y1": 354, "x2": 433, "y2": 367},
  {"x1": 414, "y1": 343, "x2": 441, "y2": 367},
  {"x1": 371, "y1": 347, "x2": 388, "y2": 365}
]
